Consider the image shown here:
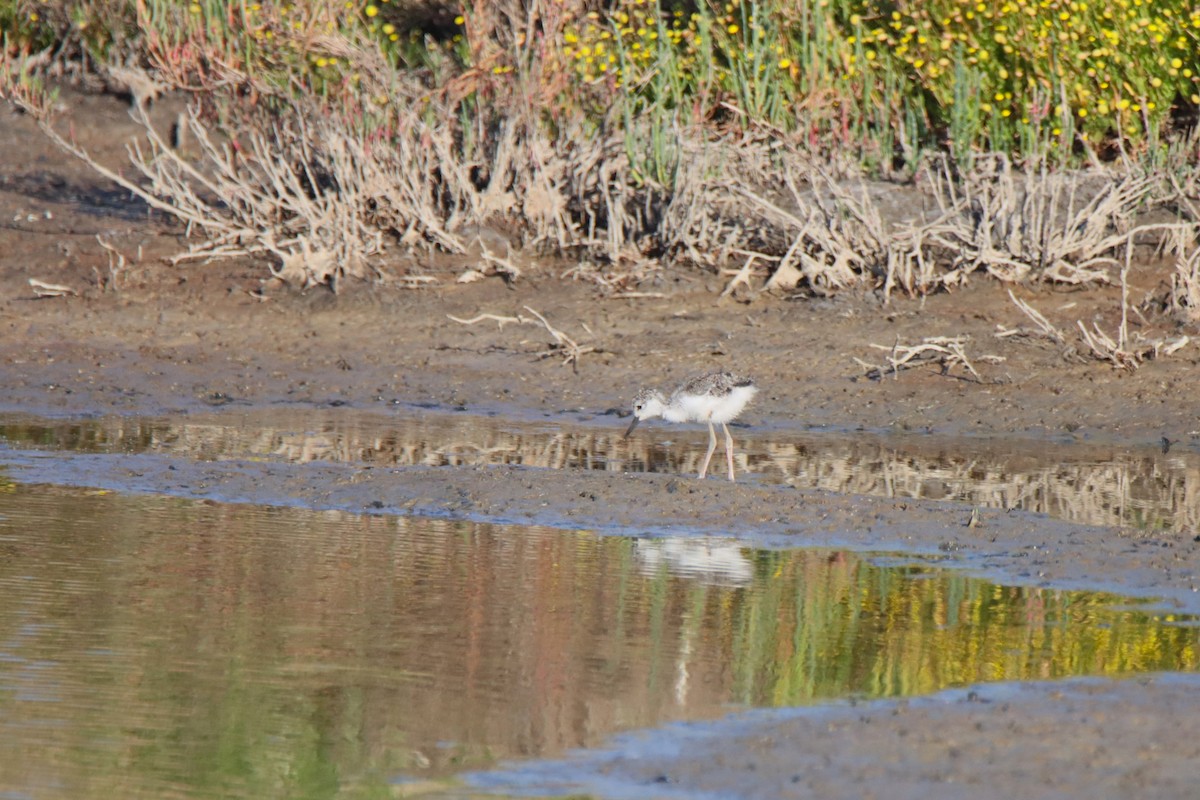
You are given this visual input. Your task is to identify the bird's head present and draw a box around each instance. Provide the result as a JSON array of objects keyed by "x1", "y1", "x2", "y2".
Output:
[{"x1": 624, "y1": 389, "x2": 666, "y2": 437}]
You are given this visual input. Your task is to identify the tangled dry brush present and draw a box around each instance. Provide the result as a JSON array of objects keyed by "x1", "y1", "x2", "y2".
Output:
[{"x1": 8, "y1": 25, "x2": 1200, "y2": 320}]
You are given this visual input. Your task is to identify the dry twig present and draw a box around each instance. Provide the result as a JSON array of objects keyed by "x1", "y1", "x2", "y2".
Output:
[
  {"x1": 1002, "y1": 290, "x2": 1189, "y2": 371},
  {"x1": 521, "y1": 306, "x2": 595, "y2": 372},
  {"x1": 94, "y1": 236, "x2": 127, "y2": 292},
  {"x1": 29, "y1": 278, "x2": 76, "y2": 298},
  {"x1": 997, "y1": 290, "x2": 1068, "y2": 344},
  {"x1": 855, "y1": 335, "x2": 1001, "y2": 382},
  {"x1": 447, "y1": 307, "x2": 596, "y2": 371}
]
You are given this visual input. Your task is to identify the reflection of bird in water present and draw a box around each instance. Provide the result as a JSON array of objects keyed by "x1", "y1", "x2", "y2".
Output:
[
  {"x1": 624, "y1": 371, "x2": 758, "y2": 482},
  {"x1": 633, "y1": 537, "x2": 754, "y2": 586}
]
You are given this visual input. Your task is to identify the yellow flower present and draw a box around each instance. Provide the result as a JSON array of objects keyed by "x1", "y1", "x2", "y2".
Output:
[
  {"x1": 779, "y1": 58, "x2": 791, "y2": 69},
  {"x1": 365, "y1": 4, "x2": 378, "y2": 17},
  {"x1": 727, "y1": 23, "x2": 739, "y2": 34},
  {"x1": 455, "y1": 15, "x2": 464, "y2": 25}
]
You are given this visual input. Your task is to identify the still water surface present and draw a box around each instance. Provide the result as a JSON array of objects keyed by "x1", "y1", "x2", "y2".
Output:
[
  {"x1": 0, "y1": 483, "x2": 1196, "y2": 798},
  {"x1": 2, "y1": 408, "x2": 1198, "y2": 531}
]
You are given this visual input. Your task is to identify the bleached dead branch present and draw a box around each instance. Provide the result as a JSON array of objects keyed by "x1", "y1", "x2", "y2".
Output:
[
  {"x1": 94, "y1": 235, "x2": 127, "y2": 292},
  {"x1": 29, "y1": 278, "x2": 76, "y2": 298},
  {"x1": 720, "y1": 250, "x2": 777, "y2": 298},
  {"x1": 854, "y1": 335, "x2": 1002, "y2": 382},
  {"x1": 1003, "y1": 291, "x2": 1189, "y2": 371},
  {"x1": 1074, "y1": 321, "x2": 1188, "y2": 370},
  {"x1": 1075, "y1": 320, "x2": 1139, "y2": 370},
  {"x1": 447, "y1": 306, "x2": 596, "y2": 371},
  {"x1": 1171, "y1": 246, "x2": 1200, "y2": 321},
  {"x1": 447, "y1": 312, "x2": 523, "y2": 328},
  {"x1": 997, "y1": 290, "x2": 1068, "y2": 344},
  {"x1": 521, "y1": 306, "x2": 596, "y2": 371}
]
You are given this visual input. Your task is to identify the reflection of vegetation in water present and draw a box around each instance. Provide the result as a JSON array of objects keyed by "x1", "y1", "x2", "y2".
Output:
[
  {"x1": 729, "y1": 552, "x2": 1199, "y2": 706},
  {"x1": 3, "y1": 410, "x2": 1200, "y2": 533},
  {"x1": 0, "y1": 485, "x2": 1195, "y2": 799}
]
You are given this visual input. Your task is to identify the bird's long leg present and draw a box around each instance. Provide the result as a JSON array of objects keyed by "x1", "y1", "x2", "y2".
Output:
[
  {"x1": 722, "y1": 422, "x2": 736, "y2": 482},
  {"x1": 698, "y1": 421, "x2": 718, "y2": 479}
]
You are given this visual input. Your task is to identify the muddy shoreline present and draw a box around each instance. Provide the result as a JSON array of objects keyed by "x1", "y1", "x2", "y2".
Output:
[
  {"x1": 468, "y1": 674, "x2": 1200, "y2": 800},
  {"x1": 4, "y1": 92, "x2": 1200, "y2": 797}
]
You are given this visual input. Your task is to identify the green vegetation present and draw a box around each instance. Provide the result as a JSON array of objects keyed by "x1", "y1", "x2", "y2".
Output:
[{"x1": 6, "y1": 0, "x2": 1199, "y2": 167}]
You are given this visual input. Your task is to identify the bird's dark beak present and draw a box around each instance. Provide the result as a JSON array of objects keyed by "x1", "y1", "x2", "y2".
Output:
[{"x1": 624, "y1": 416, "x2": 640, "y2": 439}]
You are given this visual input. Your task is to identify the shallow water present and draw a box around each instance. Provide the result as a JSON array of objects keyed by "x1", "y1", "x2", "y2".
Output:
[
  {"x1": 0, "y1": 483, "x2": 1196, "y2": 799},
  {"x1": 2, "y1": 407, "x2": 1197, "y2": 532}
]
